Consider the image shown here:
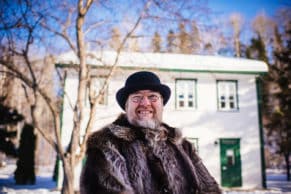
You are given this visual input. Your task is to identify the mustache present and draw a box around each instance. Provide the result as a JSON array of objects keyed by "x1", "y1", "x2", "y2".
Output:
[{"x1": 136, "y1": 105, "x2": 154, "y2": 110}]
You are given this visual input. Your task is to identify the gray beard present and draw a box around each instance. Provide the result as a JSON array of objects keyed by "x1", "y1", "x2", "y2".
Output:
[
  {"x1": 136, "y1": 119, "x2": 160, "y2": 129},
  {"x1": 129, "y1": 117, "x2": 161, "y2": 129}
]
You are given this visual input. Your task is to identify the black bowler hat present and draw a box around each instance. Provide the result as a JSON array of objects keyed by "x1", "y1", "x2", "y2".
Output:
[{"x1": 116, "y1": 71, "x2": 171, "y2": 110}]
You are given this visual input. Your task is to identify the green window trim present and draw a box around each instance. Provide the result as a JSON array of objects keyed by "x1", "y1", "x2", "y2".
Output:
[{"x1": 216, "y1": 80, "x2": 239, "y2": 111}]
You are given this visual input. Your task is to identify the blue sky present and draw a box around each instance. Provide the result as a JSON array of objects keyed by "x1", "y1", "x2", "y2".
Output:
[
  {"x1": 204, "y1": 0, "x2": 290, "y2": 45},
  {"x1": 208, "y1": 0, "x2": 287, "y2": 21}
]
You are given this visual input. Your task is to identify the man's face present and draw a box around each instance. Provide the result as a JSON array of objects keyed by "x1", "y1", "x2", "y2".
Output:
[{"x1": 125, "y1": 90, "x2": 163, "y2": 129}]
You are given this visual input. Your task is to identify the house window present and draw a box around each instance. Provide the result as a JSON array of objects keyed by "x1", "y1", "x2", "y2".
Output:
[
  {"x1": 217, "y1": 80, "x2": 238, "y2": 111},
  {"x1": 176, "y1": 79, "x2": 197, "y2": 109},
  {"x1": 85, "y1": 77, "x2": 108, "y2": 107},
  {"x1": 187, "y1": 137, "x2": 199, "y2": 153}
]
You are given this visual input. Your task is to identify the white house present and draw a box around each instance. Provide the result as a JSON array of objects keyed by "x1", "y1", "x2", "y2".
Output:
[{"x1": 56, "y1": 51, "x2": 268, "y2": 190}]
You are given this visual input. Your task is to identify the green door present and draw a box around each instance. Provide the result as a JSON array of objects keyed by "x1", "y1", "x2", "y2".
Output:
[{"x1": 220, "y1": 138, "x2": 242, "y2": 187}]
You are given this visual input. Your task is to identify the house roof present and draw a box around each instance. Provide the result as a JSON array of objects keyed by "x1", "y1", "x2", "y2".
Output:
[{"x1": 56, "y1": 51, "x2": 268, "y2": 74}]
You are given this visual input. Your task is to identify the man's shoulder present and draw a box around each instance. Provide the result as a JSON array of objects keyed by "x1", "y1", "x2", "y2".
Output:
[
  {"x1": 86, "y1": 123, "x2": 136, "y2": 149},
  {"x1": 86, "y1": 124, "x2": 116, "y2": 149},
  {"x1": 162, "y1": 123, "x2": 184, "y2": 145}
]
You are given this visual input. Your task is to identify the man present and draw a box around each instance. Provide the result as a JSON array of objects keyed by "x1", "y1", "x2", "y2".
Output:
[{"x1": 80, "y1": 71, "x2": 221, "y2": 194}]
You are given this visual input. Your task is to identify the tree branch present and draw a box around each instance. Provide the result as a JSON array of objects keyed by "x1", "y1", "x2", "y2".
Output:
[
  {"x1": 77, "y1": 0, "x2": 152, "y2": 163},
  {"x1": 0, "y1": 61, "x2": 64, "y2": 156}
]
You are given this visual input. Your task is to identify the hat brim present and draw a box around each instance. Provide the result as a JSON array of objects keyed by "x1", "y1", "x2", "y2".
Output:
[{"x1": 116, "y1": 84, "x2": 171, "y2": 110}]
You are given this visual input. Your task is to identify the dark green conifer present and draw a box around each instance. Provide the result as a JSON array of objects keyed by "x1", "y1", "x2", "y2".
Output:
[{"x1": 14, "y1": 123, "x2": 36, "y2": 185}]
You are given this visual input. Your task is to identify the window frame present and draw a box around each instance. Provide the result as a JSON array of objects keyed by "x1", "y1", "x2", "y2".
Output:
[
  {"x1": 216, "y1": 80, "x2": 239, "y2": 111},
  {"x1": 175, "y1": 78, "x2": 197, "y2": 110}
]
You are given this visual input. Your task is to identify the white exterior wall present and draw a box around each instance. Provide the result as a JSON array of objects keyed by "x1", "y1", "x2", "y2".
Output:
[
  {"x1": 161, "y1": 71, "x2": 263, "y2": 189},
  {"x1": 59, "y1": 69, "x2": 263, "y2": 190},
  {"x1": 57, "y1": 52, "x2": 267, "y2": 190}
]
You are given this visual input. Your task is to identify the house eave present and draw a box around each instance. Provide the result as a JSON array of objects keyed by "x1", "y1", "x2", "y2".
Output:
[
  {"x1": 55, "y1": 63, "x2": 268, "y2": 75},
  {"x1": 55, "y1": 51, "x2": 269, "y2": 75}
]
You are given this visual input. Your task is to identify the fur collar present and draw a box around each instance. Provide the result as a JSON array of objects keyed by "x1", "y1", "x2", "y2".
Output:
[{"x1": 107, "y1": 114, "x2": 183, "y2": 144}]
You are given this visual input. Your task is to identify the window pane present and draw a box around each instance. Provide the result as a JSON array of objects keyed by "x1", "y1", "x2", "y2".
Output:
[
  {"x1": 221, "y1": 101, "x2": 225, "y2": 108},
  {"x1": 217, "y1": 81, "x2": 238, "y2": 111},
  {"x1": 188, "y1": 101, "x2": 193, "y2": 107},
  {"x1": 176, "y1": 79, "x2": 196, "y2": 109},
  {"x1": 230, "y1": 102, "x2": 234, "y2": 108},
  {"x1": 179, "y1": 101, "x2": 184, "y2": 107},
  {"x1": 226, "y1": 149, "x2": 235, "y2": 166}
]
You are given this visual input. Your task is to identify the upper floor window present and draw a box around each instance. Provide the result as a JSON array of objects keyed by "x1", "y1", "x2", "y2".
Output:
[
  {"x1": 85, "y1": 77, "x2": 108, "y2": 107},
  {"x1": 217, "y1": 80, "x2": 238, "y2": 111},
  {"x1": 176, "y1": 79, "x2": 197, "y2": 109}
]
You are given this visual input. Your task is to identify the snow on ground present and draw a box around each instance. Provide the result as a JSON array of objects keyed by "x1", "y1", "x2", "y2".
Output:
[
  {"x1": 0, "y1": 164, "x2": 290, "y2": 194},
  {"x1": 266, "y1": 169, "x2": 291, "y2": 193},
  {"x1": 0, "y1": 163, "x2": 59, "y2": 194}
]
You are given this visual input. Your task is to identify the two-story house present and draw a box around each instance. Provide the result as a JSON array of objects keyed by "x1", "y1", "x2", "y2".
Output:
[{"x1": 56, "y1": 51, "x2": 268, "y2": 190}]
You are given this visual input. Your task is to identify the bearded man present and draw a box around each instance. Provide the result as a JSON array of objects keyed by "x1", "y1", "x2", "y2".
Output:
[{"x1": 80, "y1": 71, "x2": 221, "y2": 194}]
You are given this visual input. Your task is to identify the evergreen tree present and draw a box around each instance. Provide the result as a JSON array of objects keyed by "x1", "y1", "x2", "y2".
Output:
[
  {"x1": 0, "y1": 103, "x2": 23, "y2": 157},
  {"x1": 248, "y1": 17, "x2": 291, "y2": 180},
  {"x1": 246, "y1": 33, "x2": 268, "y2": 63},
  {"x1": 245, "y1": 32, "x2": 270, "y2": 183},
  {"x1": 152, "y1": 32, "x2": 162, "y2": 52},
  {"x1": 14, "y1": 123, "x2": 36, "y2": 184},
  {"x1": 203, "y1": 42, "x2": 214, "y2": 55},
  {"x1": 264, "y1": 21, "x2": 291, "y2": 181}
]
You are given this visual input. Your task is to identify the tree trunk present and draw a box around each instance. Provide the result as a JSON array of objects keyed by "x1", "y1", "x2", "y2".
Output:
[
  {"x1": 62, "y1": 157, "x2": 75, "y2": 194},
  {"x1": 235, "y1": 38, "x2": 241, "y2": 57},
  {"x1": 285, "y1": 153, "x2": 290, "y2": 181}
]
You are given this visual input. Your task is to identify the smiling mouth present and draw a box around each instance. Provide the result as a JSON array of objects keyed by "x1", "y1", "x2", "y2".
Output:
[
  {"x1": 137, "y1": 110, "x2": 153, "y2": 117},
  {"x1": 137, "y1": 110, "x2": 153, "y2": 114}
]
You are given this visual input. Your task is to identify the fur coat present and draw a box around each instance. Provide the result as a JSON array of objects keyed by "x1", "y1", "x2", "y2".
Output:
[{"x1": 80, "y1": 114, "x2": 221, "y2": 194}]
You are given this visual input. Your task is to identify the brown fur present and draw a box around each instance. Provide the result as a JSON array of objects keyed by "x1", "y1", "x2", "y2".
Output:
[{"x1": 80, "y1": 114, "x2": 221, "y2": 194}]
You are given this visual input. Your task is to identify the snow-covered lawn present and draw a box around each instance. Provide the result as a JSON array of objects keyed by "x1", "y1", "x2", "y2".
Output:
[
  {"x1": 266, "y1": 169, "x2": 291, "y2": 193},
  {"x1": 0, "y1": 163, "x2": 59, "y2": 194},
  {"x1": 1, "y1": 164, "x2": 290, "y2": 194}
]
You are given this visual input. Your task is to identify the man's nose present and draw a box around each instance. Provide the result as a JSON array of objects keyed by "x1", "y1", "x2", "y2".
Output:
[{"x1": 139, "y1": 96, "x2": 151, "y2": 105}]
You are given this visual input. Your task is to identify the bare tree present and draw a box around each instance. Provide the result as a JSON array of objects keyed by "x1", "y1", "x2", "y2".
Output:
[
  {"x1": 1, "y1": 1, "x2": 210, "y2": 193},
  {"x1": 152, "y1": 31, "x2": 162, "y2": 52},
  {"x1": 1, "y1": 0, "x2": 151, "y2": 193},
  {"x1": 252, "y1": 12, "x2": 276, "y2": 48},
  {"x1": 40, "y1": 1, "x2": 150, "y2": 193},
  {"x1": 190, "y1": 21, "x2": 201, "y2": 54},
  {"x1": 127, "y1": 36, "x2": 141, "y2": 52},
  {"x1": 178, "y1": 22, "x2": 192, "y2": 54},
  {"x1": 166, "y1": 29, "x2": 177, "y2": 52},
  {"x1": 229, "y1": 13, "x2": 244, "y2": 57},
  {"x1": 109, "y1": 27, "x2": 122, "y2": 51}
]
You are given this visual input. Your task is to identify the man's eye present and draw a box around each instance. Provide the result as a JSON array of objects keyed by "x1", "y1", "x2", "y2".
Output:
[
  {"x1": 132, "y1": 96, "x2": 142, "y2": 100},
  {"x1": 148, "y1": 95, "x2": 158, "y2": 100}
]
